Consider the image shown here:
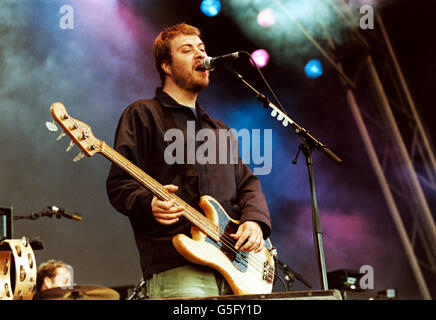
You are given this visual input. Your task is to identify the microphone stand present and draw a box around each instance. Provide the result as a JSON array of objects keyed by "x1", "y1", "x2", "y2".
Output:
[
  {"x1": 13, "y1": 206, "x2": 82, "y2": 221},
  {"x1": 127, "y1": 279, "x2": 146, "y2": 300},
  {"x1": 277, "y1": 258, "x2": 312, "y2": 291},
  {"x1": 225, "y1": 63, "x2": 342, "y2": 290}
]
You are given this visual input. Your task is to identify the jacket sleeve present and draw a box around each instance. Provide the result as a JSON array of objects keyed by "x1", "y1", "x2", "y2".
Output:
[
  {"x1": 218, "y1": 120, "x2": 271, "y2": 239},
  {"x1": 106, "y1": 104, "x2": 154, "y2": 219},
  {"x1": 235, "y1": 159, "x2": 272, "y2": 239}
]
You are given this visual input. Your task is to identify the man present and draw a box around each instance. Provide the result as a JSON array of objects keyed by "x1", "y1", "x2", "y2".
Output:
[
  {"x1": 36, "y1": 259, "x2": 73, "y2": 292},
  {"x1": 106, "y1": 23, "x2": 271, "y2": 299}
]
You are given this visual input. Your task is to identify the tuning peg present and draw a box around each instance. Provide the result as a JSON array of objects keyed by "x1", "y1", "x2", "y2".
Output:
[
  {"x1": 282, "y1": 119, "x2": 289, "y2": 127},
  {"x1": 73, "y1": 151, "x2": 85, "y2": 162},
  {"x1": 56, "y1": 131, "x2": 66, "y2": 141},
  {"x1": 66, "y1": 140, "x2": 75, "y2": 152},
  {"x1": 45, "y1": 121, "x2": 58, "y2": 132},
  {"x1": 277, "y1": 113, "x2": 284, "y2": 121},
  {"x1": 270, "y1": 110, "x2": 278, "y2": 117},
  {"x1": 82, "y1": 130, "x2": 89, "y2": 140}
]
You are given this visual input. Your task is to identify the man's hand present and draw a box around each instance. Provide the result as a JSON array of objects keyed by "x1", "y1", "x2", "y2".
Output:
[
  {"x1": 230, "y1": 221, "x2": 265, "y2": 253},
  {"x1": 151, "y1": 184, "x2": 184, "y2": 225}
]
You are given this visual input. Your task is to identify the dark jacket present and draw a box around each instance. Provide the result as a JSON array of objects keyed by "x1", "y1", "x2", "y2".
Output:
[{"x1": 106, "y1": 88, "x2": 271, "y2": 279}]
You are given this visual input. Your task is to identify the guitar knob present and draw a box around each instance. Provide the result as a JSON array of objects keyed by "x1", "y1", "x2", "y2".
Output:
[
  {"x1": 56, "y1": 131, "x2": 66, "y2": 141},
  {"x1": 45, "y1": 121, "x2": 58, "y2": 132},
  {"x1": 73, "y1": 151, "x2": 85, "y2": 162},
  {"x1": 66, "y1": 140, "x2": 75, "y2": 152}
]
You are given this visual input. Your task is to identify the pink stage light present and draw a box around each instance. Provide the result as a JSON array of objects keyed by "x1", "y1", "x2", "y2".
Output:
[
  {"x1": 250, "y1": 49, "x2": 270, "y2": 68},
  {"x1": 257, "y1": 8, "x2": 275, "y2": 28}
]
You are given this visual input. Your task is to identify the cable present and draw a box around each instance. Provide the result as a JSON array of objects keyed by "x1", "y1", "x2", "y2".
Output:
[{"x1": 239, "y1": 50, "x2": 287, "y2": 114}]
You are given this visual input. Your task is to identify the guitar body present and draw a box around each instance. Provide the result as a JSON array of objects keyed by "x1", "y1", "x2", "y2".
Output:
[{"x1": 172, "y1": 195, "x2": 274, "y2": 295}]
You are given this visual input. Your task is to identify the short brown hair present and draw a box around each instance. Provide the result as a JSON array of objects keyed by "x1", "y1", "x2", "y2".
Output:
[
  {"x1": 153, "y1": 23, "x2": 201, "y2": 85},
  {"x1": 36, "y1": 259, "x2": 68, "y2": 292}
]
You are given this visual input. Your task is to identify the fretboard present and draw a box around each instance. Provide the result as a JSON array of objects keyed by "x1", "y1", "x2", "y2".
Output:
[{"x1": 101, "y1": 142, "x2": 220, "y2": 241}]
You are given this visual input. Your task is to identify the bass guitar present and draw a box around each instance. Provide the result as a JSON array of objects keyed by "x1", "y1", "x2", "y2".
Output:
[{"x1": 49, "y1": 102, "x2": 275, "y2": 295}]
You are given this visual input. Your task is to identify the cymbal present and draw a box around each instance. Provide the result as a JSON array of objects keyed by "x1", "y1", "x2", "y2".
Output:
[{"x1": 34, "y1": 284, "x2": 120, "y2": 300}]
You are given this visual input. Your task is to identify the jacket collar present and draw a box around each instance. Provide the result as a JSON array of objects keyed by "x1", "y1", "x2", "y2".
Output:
[{"x1": 155, "y1": 87, "x2": 219, "y2": 129}]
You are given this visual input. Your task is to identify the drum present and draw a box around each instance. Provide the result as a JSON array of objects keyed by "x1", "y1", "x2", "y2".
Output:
[{"x1": 0, "y1": 238, "x2": 37, "y2": 300}]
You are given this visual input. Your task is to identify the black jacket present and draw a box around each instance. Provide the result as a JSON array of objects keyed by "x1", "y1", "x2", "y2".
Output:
[{"x1": 106, "y1": 88, "x2": 271, "y2": 279}]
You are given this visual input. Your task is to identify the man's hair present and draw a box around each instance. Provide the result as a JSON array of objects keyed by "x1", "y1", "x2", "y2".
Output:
[
  {"x1": 153, "y1": 23, "x2": 201, "y2": 85},
  {"x1": 36, "y1": 259, "x2": 67, "y2": 292}
]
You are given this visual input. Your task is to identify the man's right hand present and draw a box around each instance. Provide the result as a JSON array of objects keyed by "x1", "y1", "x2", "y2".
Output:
[{"x1": 151, "y1": 184, "x2": 184, "y2": 225}]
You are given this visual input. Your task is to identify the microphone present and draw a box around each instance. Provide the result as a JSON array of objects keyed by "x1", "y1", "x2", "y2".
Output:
[
  {"x1": 29, "y1": 236, "x2": 44, "y2": 251},
  {"x1": 202, "y1": 51, "x2": 241, "y2": 70},
  {"x1": 48, "y1": 206, "x2": 83, "y2": 221}
]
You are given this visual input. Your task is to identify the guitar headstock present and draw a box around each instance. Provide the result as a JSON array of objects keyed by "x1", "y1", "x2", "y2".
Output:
[{"x1": 50, "y1": 102, "x2": 101, "y2": 158}]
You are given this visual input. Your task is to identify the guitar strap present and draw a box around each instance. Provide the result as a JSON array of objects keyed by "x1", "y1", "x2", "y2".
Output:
[{"x1": 145, "y1": 99, "x2": 201, "y2": 206}]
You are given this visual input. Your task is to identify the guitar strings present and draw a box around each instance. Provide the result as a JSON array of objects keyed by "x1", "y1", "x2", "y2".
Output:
[
  {"x1": 180, "y1": 201, "x2": 270, "y2": 276},
  {"x1": 155, "y1": 187, "x2": 267, "y2": 277},
  {"x1": 104, "y1": 147, "x2": 272, "y2": 278}
]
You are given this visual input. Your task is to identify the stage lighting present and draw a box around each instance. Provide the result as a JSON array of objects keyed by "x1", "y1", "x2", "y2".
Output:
[
  {"x1": 257, "y1": 8, "x2": 275, "y2": 28},
  {"x1": 304, "y1": 59, "x2": 323, "y2": 78},
  {"x1": 250, "y1": 49, "x2": 270, "y2": 68},
  {"x1": 200, "y1": 0, "x2": 221, "y2": 17}
]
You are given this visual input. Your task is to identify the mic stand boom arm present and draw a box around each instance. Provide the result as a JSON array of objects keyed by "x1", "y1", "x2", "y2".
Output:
[
  {"x1": 224, "y1": 63, "x2": 342, "y2": 165},
  {"x1": 225, "y1": 63, "x2": 342, "y2": 290},
  {"x1": 13, "y1": 206, "x2": 82, "y2": 221}
]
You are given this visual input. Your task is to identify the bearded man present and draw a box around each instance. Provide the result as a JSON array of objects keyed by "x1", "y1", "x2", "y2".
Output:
[{"x1": 106, "y1": 23, "x2": 271, "y2": 299}]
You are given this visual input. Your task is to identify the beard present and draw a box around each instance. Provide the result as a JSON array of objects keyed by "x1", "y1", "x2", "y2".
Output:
[{"x1": 171, "y1": 65, "x2": 209, "y2": 93}]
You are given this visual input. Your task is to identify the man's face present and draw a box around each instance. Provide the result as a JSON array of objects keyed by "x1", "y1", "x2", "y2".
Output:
[{"x1": 164, "y1": 34, "x2": 210, "y2": 93}]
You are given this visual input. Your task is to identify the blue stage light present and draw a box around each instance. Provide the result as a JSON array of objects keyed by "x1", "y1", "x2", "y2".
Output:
[
  {"x1": 200, "y1": 0, "x2": 221, "y2": 17},
  {"x1": 304, "y1": 59, "x2": 323, "y2": 78}
]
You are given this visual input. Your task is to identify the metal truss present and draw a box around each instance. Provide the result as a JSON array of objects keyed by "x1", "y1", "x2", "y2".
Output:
[{"x1": 343, "y1": 10, "x2": 436, "y2": 300}]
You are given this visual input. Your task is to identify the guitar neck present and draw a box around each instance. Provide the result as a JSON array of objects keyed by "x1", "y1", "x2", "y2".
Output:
[{"x1": 100, "y1": 142, "x2": 219, "y2": 241}]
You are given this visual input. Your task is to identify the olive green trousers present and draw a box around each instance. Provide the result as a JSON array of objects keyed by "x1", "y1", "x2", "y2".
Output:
[{"x1": 145, "y1": 264, "x2": 232, "y2": 299}]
